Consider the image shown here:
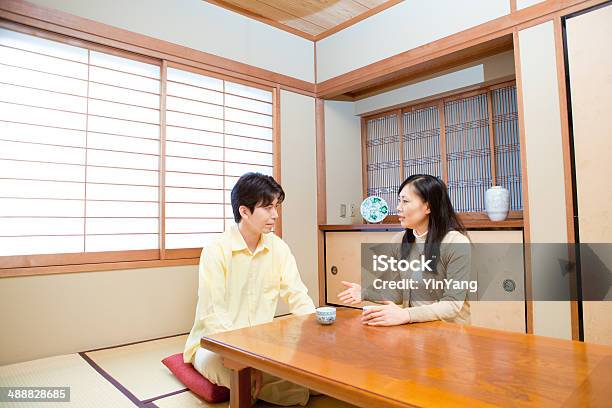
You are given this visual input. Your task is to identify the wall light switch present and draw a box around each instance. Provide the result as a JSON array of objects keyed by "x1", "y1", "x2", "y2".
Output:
[{"x1": 340, "y1": 204, "x2": 347, "y2": 218}]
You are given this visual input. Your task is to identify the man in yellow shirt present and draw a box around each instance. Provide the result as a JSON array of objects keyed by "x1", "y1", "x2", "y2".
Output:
[{"x1": 183, "y1": 172, "x2": 316, "y2": 406}]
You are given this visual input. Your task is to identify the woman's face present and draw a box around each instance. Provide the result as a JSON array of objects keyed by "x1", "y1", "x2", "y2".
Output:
[{"x1": 396, "y1": 183, "x2": 430, "y2": 229}]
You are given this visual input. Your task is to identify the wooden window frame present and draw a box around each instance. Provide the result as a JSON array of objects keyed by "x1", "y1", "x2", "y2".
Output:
[
  {"x1": 361, "y1": 79, "x2": 523, "y2": 225},
  {"x1": 0, "y1": 22, "x2": 281, "y2": 277}
]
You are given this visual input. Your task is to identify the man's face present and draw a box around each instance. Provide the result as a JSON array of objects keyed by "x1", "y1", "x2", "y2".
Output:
[{"x1": 240, "y1": 197, "x2": 280, "y2": 234}]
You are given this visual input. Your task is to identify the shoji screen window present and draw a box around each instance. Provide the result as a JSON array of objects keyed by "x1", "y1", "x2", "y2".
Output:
[
  {"x1": 0, "y1": 27, "x2": 161, "y2": 261},
  {"x1": 164, "y1": 66, "x2": 273, "y2": 251}
]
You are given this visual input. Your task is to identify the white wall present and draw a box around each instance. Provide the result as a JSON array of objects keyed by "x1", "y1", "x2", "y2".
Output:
[
  {"x1": 280, "y1": 90, "x2": 319, "y2": 308},
  {"x1": 518, "y1": 21, "x2": 572, "y2": 340},
  {"x1": 517, "y1": 0, "x2": 546, "y2": 10},
  {"x1": 316, "y1": 0, "x2": 510, "y2": 82},
  {"x1": 27, "y1": 0, "x2": 314, "y2": 82},
  {"x1": 355, "y1": 50, "x2": 515, "y2": 115},
  {"x1": 0, "y1": 265, "x2": 198, "y2": 365},
  {"x1": 324, "y1": 101, "x2": 363, "y2": 224}
]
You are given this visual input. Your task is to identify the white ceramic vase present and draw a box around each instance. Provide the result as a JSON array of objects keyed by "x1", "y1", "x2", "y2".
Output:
[{"x1": 484, "y1": 186, "x2": 510, "y2": 221}]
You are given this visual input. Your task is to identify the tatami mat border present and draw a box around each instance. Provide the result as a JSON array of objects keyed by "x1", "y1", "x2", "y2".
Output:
[
  {"x1": 82, "y1": 332, "x2": 190, "y2": 354},
  {"x1": 141, "y1": 388, "x2": 190, "y2": 404},
  {"x1": 79, "y1": 351, "x2": 145, "y2": 407}
]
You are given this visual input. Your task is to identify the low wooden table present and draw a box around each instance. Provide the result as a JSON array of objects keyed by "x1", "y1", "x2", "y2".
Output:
[{"x1": 201, "y1": 308, "x2": 612, "y2": 407}]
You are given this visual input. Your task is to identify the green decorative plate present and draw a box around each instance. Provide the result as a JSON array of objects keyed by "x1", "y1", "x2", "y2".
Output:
[{"x1": 360, "y1": 196, "x2": 389, "y2": 223}]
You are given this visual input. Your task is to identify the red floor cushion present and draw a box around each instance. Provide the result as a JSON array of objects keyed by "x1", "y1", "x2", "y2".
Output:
[{"x1": 162, "y1": 353, "x2": 230, "y2": 403}]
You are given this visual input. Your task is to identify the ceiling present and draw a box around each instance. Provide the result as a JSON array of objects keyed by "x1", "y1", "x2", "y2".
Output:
[{"x1": 203, "y1": 0, "x2": 402, "y2": 40}]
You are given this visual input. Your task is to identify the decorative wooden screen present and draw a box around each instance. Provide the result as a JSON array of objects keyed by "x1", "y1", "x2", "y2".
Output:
[
  {"x1": 403, "y1": 105, "x2": 442, "y2": 180},
  {"x1": 444, "y1": 93, "x2": 493, "y2": 212},
  {"x1": 365, "y1": 113, "x2": 400, "y2": 214},
  {"x1": 363, "y1": 82, "x2": 522, "y2": 215},
  {"x1": 491, "y1": 85, "x2": 522, "y2": 211}
]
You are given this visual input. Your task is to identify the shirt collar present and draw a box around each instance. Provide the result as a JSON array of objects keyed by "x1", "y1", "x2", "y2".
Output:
[
  {"x1": 413, "y1": 229, "x2": 428, "y2": 243},
  {"x1": 230, "y1": 224, "x2": 270, "y2": 255}
]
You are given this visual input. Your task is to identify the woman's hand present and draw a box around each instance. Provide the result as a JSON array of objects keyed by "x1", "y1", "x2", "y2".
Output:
[
  {"x1": 338, "y1": 281, "x2": 362, "y2": 305},
  {"x1": 361, "y1": 301, "x2": 410, "y2": 326}
]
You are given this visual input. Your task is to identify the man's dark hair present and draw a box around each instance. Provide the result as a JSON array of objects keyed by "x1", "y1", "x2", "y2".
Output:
[{"x1": 231, "y1": 173, "x2": 285, "y2": 223}]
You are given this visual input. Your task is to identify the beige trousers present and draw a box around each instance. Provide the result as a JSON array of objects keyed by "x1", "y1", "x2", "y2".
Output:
[{"x1": 193, "y1": 347, "x2": 310, "y2": 406}]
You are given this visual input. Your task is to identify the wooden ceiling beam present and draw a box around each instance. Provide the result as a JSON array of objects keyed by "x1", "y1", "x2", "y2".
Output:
[
  {"x1": 315, "y1": 0, "x2": 609, "y2": 99},
  {"x1": 348, "y1": 36, "x2": 514, "y2": 100}
]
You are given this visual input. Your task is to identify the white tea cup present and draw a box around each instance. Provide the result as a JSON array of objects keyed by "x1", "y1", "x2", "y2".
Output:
[{"x1": 315, "y1": 307, "x2": 336, "y2": 325}]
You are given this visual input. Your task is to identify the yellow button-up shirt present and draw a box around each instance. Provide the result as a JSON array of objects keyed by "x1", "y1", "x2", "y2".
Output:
[{"x1": 184, "y1": 225, "x2": 316, "y2": 363}]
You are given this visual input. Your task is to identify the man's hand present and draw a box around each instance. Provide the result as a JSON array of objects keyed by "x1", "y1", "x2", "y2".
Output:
[
  {"x1": 251, "y1": 368, "x2": 263, "y2": 399},
  {"x1": 338, "y1": 281, "x2": 362, "y2": 305},
  {"x1": 361, "y1": 301, "x2": 410, "y2": 326}
]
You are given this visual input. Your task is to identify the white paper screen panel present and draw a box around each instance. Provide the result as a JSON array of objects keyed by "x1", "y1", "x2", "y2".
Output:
[
  {"x1": 0, "y1": 27, "x2": 161, "y2": 255},
  {"x1": 164, "y1": 67, "x2": 273, "y2": 249}
]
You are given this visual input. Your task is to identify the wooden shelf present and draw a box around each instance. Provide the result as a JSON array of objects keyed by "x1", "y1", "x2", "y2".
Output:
[{"x1": 320, "y1": 218, "x2": 523, "y2": 231}]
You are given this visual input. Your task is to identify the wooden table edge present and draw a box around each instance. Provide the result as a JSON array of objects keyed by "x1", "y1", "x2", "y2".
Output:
[
  {"x1": 200, "y1": 336, "x2": 420, "y2": 408},
  {"x1": 200, "y1": 311, "x2": 612, "y2": 407}
]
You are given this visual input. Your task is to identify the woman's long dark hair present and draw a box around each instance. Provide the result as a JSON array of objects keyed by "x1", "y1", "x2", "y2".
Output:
[{"x1": 399, "y1": 174, "x2": 466, "y2": 272}]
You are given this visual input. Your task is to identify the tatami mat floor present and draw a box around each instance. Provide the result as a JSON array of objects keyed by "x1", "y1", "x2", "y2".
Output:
[
  {"x1": 0, "y1": 333, "x2": 355, "y2": 408},
  {"x1": 0, "y1": 353, "x2": 135, "y2": 408},
  {"x1": 84, "y1": 335, "x2": 188, "y2": 401}
]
